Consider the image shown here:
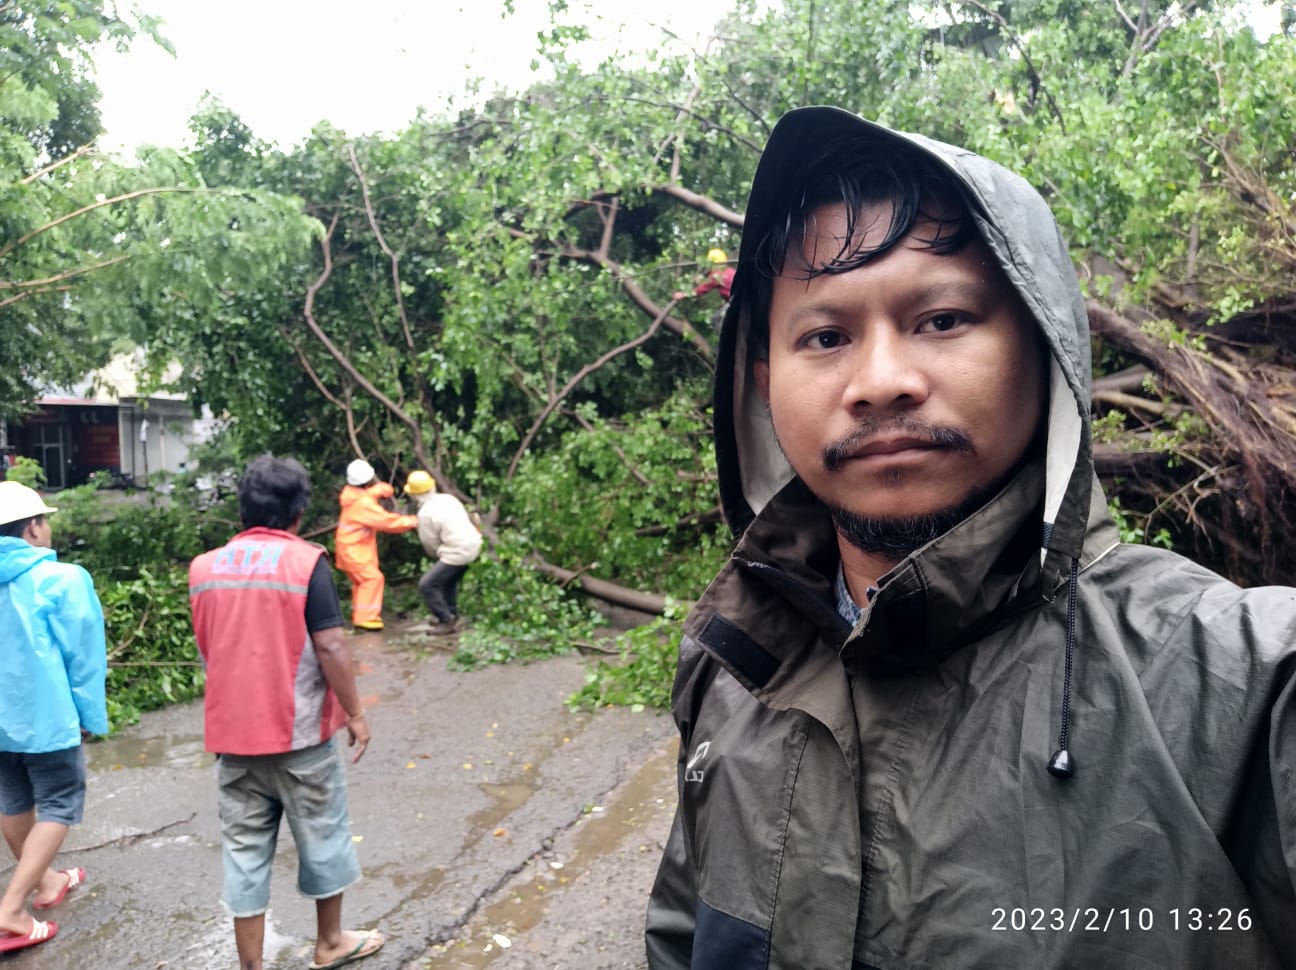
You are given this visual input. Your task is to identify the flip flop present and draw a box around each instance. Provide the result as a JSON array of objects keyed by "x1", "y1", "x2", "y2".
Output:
[
  {"x1": 307, "y1": 929, "x2": 385, "y2": 970},
  {"x1": 0, "y1": 918, "x2": 58, "y2": 953},
  {"x1": 32, "y1": 867, "x2": 85, "y2": 910}
]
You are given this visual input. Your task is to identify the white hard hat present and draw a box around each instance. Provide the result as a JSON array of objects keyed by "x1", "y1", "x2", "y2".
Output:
[
  {"x1": 345, "y1": 459, "x2": 376, "y2": 487},
  {"x1": 0, "y1": 481, "x2": 57, "y2": 526}
]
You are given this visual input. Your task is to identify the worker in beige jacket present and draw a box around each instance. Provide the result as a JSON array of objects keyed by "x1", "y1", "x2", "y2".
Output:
[{"x1": 403, "y1": 472, "x2": 482, "y2": 634}]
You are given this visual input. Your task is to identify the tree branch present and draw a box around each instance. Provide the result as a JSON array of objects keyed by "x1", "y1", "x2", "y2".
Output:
[
  {"x1": 1140, "y1": 0, "x2": 1199, "y2": 57},
  {"x1": 0, "y1": 187, "x2": 198, "y2": 261},
  {"x1": 1111, "y1": 0, "x2": 1138, "y2": 33},
  {"x1": 281, "y1": 328, "x2": 366, "y2": 457},
  {"x1": 953, "y1": 0, "x2": 1066, "y2": 130},
  {"x1": 618, "y1": 92, "x2": 765, "y2": 153},
  {"x1": 1092, "y1": 366, "x2": 1151, "y2": 396},
  {"x1": 653, "y1": 82, "x2": 702, "y2": 171},
  {"x1": 505, "y1": 296, "x2": 680, "y2": 482},
  {"x1": 1202, "y1": 133, "x2": 1296, "y2": 236},
  {"x1": 518, "y1": 230, "x2": 713, "y2": 360},
  {"x1": 528, "y1": 557, "x2": 670, "y2": 615},
  {"x1": 302, "y1": 213, "x2": 432, "y2": 469},
  {"x1": 0, "y1": 286, "x2": 70, "y2": 309},
  {"x1": 597, "y1": 196, "x2": 619, "y2": 260},
  {"x1": 341, "y1": 383, "x2": 366, "y2": 458},
  {"x1": 21, "y1": 143, "x2": 94, "y2": 184},
  {"x1": 0, "y1": 255, "x2": 131, "y2": 290},
  {"x1": 346, "y1": 143, "x2": 417, "y2": 351},
  {"x1": 1119, "y1": 0, "x2": 1148, "y2": 77},
  {"x1": 651, "y1": 183, "x2": 745, "y2": 228},
  {"x1": 1092, "y1": 388, "x2": 1179, "y2": 418}
]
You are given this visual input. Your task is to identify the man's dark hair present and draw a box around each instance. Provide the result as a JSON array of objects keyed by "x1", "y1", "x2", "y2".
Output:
[
  {"x1": 238, "y1": 456, "x2": 311, "y2": 530},
  {"x1": 0, "y1": 515, "x2": 39, "y2": 539},
  {"x1": 748, "y1": 131, "x2": 976, "y2": 360}
]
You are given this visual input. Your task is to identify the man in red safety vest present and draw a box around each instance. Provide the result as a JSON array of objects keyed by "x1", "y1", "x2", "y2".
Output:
[{"x1": 190, "y1": 455, "x2": 385, "y2": 970}]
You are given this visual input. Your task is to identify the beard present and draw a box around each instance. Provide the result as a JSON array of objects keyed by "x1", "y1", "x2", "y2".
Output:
[
  {"x1": 819, "y1": 415, "x2": 995, "y2": 560},
  {"x1": 826, "y1": 478, "x2": 1002, "y2": 560}
]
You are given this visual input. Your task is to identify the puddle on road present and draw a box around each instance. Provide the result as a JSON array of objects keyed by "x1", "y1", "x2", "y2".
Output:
[
  {"x1": 455, "y1": 709, "x2": 597, "y2": 845},
  {"x1": 419, "y1": 740, "x2": 677, "y2": 969},
  {"x1": 365, "y1": 859, "x2": 448, "y2": 914},
  {"x1": 465, "y1": 781, "x2": 536, "y2": 843},
  {"x1": 372, "y1": 862, "x2": 447, "y2": 895},
  {"x1": 86, "y1": 731, "x2": 213, "y2": 770}
]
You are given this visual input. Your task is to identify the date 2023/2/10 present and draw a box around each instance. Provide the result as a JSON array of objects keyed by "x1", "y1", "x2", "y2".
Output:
[{"x1": 991, "y1": 907, "x2": 1252, "y2": 933}]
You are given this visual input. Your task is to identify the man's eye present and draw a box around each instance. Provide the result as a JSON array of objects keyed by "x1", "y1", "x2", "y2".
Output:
[
  {"x1": 808, "y1": 331, "x2": 843, "y2": 349},
  {"x1": 923, "y1": 312, "x2": 962, "y2": 333}
]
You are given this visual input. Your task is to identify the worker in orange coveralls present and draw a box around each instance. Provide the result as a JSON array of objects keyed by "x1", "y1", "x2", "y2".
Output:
[{"x1": 334, "y1": 460, "x2": 416, "y2": 632}]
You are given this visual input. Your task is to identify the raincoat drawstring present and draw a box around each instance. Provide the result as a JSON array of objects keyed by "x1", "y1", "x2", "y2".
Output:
[{"x1": 1047, "y1": 557, "x2": 1079, "y2": 779}]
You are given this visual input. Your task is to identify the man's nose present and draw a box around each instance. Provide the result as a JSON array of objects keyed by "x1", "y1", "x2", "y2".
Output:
[{"x1": 842, "y1": 329, "x2": 930, "y2": 410}]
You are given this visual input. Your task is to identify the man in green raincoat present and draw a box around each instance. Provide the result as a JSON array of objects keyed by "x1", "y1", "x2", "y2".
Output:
[{"x1": 646, "y1": 107, "x2": 1296, "y2": 970}]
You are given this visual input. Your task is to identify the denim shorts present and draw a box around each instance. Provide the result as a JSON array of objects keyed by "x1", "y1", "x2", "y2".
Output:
[
  {"x1": 0, "y1": 746, "x2": 87, "y2": 826},
  {"x1": 216, "y1": 737, "x2": 361, "y2": 917}
]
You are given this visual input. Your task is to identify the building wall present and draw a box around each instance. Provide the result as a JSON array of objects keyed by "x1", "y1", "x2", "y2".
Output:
[
  {"x1": 4, "y1": 398, "x2": 204, "y2": 489},
  {"x1": 116, "y1": 398, "x2": 202, "y2": 485}
]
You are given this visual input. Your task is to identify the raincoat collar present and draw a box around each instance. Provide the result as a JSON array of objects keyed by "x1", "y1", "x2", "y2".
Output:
[
  {"x1": 692, "y1": 454, "x2": 1045, "y2": 682},
  {"x1": 840, "y1": 455, "x2": 1045, "y2": 670}
]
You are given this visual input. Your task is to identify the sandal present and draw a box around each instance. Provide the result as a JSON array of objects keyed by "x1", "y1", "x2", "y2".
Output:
[
  {"x1": 308, "y1": 929, "x2": 385, "y2": 969},
  {"x1": 32, "y1": 867, "x2": 85, "y2": 910},
  {"x1": 0, "y1": 918, "x2": 58, "y2": 953}
]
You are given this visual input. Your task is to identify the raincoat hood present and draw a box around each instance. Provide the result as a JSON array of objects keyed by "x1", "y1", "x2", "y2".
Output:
[
  {"x1": 716, "y1": 106, "x2": 1095, "y2": 598},
  {"x1": 0, "y1": 535, "x2": 55, "y2": 583}
]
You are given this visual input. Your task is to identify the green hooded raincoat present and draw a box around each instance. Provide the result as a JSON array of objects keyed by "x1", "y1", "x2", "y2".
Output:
[{"x1": 645, "y1": 108, "x2": 1296, "y2": 970}]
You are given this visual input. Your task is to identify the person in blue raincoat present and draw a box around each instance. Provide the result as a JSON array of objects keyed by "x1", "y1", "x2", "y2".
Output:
[{"x1": 0, "y1": 482, "x2": 106, "y2": 955}]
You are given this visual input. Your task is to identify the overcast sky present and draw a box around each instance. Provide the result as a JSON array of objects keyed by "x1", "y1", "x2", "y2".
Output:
[
  {"x1": 93, "y1": 0, "x2": 737, "y2": 155},
  {"x1": 90, "y1": 1, "x2": 1285, "y2": 157}
]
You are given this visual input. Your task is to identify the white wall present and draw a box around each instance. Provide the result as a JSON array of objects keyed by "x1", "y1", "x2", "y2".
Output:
[{"x1": 116, "y1": 398, "x2": 203, "y2": 484}]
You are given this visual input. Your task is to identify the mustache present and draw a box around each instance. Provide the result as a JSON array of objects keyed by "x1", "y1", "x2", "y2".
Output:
[{"x1": 823, "y1": 419, "x2": 974, "y2": 472}]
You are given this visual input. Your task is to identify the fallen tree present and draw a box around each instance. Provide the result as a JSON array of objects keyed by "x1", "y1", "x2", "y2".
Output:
[{"x1": 156, "y1": 1, "x2": 1296, "y2": 631}]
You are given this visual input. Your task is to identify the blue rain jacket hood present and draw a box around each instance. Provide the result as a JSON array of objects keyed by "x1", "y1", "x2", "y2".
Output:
[{"x1": 0, "y1": 536, "x2": 109, "y2": 751}]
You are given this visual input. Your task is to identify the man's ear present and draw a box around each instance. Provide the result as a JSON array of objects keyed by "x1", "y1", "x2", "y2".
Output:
[{"x1": 752, "y1": 358, "x2": 771, "y2": 405}]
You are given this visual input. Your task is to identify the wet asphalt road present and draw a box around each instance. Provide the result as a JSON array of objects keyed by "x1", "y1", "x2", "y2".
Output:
[{"x1": 0, "y1": 626, "x2": 678, "y2": 969}]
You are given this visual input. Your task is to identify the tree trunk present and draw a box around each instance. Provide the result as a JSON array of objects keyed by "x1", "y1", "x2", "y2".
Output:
[{"x1": 530, "y1": 560, "x2": 670, "y2": 615}]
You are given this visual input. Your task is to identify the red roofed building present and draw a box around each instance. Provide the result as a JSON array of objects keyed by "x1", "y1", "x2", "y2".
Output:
[{"x1": 1, "y1": 353, "x2": 215, "y2": 489}]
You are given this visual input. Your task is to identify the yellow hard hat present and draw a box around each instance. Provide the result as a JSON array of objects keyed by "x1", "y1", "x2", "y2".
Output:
[
  {"x1": 404, "y1": 470, "x2": 436, "y2": 495},
  {"x1": 706, "y1": 248, "x2": 728, "y2": 264}
]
